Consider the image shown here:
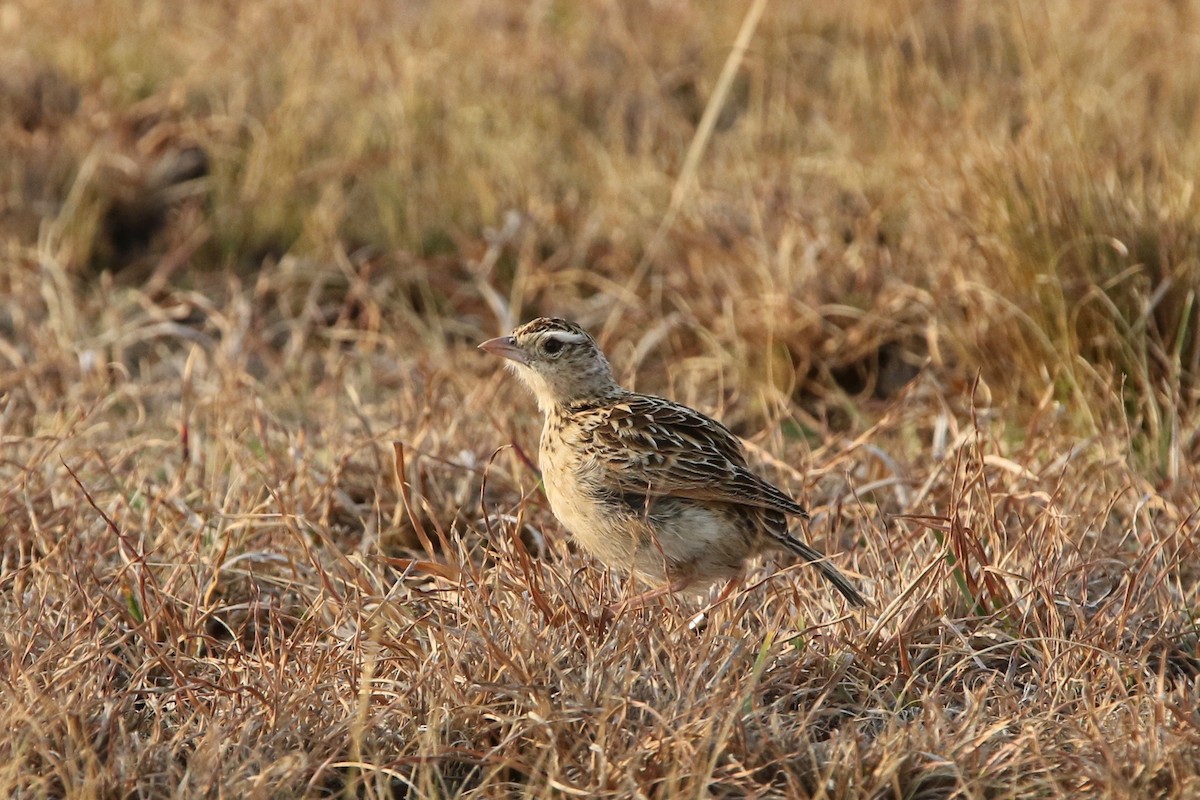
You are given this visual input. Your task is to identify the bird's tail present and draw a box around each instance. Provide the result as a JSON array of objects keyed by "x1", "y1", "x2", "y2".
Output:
[{"x1": 780, "y1": 535, "x2": 867, "y2": 607}]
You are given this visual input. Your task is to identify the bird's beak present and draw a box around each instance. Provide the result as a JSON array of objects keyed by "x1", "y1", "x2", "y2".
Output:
[{"x1": 478, "y1": 336, "x2": 530, "y2": 365}]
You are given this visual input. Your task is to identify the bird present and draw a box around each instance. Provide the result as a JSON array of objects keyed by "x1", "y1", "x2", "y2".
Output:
[{"x1": 478, "y1": 317, "x2": 867, "y2": 610}]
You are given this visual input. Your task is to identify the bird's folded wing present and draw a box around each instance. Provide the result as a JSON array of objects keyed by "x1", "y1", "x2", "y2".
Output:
[{"x1": 580, "y1": 395, "x2": 808, "y2": 516}]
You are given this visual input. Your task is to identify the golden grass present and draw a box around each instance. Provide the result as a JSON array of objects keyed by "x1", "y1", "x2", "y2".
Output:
[{"x1": 2, "y1": 1, "x2": 1199, "y2": 797}]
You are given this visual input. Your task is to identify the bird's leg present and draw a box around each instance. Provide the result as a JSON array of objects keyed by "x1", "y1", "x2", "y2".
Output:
[
  {"x1": 607, "y1": 578, "x2": 689, "y2": 616},
  {"x1": 688, "y1": 576, "x2": 744, "y2": 629},
  {"x1": 711, "y1": 575, "x2": 743, "y2": 606}
]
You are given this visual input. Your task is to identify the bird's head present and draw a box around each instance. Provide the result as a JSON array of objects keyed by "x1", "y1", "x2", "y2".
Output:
[{"x1": 479, "y1": 317, "x2": 620, "y2": 411}]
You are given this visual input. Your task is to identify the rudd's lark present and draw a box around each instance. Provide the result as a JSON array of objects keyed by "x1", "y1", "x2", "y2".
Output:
[{"x1": 480, "y1": 317, "x2": 866, "y2": 609}]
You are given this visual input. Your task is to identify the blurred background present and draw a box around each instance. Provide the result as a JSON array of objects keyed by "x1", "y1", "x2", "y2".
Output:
[{"x1": 3, "y1": 0, "x2": 1197, "y2": 455}]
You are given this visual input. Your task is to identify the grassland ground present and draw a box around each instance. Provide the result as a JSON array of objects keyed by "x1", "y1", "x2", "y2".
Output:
[{"x1": 2, "y1": 1, "x2": 1199, "y2": 797}]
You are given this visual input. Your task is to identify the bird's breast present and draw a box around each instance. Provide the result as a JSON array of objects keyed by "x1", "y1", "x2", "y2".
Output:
[{"x1": 539, "y1": 430, "x2": 641, "y2": 571}]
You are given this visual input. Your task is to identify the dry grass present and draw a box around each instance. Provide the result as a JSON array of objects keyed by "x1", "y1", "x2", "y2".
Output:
[{"x1": 2, "y1": 1, "x2": 1199, "y2": 797}]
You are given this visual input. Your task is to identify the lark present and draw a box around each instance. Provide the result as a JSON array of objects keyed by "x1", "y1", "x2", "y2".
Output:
[{"x1": 480, "y1": 317, "x2": 866, "y2": 609}]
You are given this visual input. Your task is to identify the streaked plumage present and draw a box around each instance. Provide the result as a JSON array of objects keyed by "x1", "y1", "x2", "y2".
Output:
[{"x1": 479, "y1": 317, "x2": 866, "y2": 608}]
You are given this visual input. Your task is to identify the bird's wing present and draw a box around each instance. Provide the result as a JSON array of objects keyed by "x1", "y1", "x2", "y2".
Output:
[{"x1": 577, "y1": 394, "x2": 807, "y2": 516}]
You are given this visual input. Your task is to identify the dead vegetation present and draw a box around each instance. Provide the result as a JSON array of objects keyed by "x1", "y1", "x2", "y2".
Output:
[{"x1": 1, "y1": 1, "x2": 1198, "y2": 797}]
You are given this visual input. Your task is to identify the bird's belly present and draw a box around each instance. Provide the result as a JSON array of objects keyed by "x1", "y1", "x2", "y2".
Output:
[
  {"x1": 542, "y1": 463, "x2": 747, "y2": 588},
  {"x1": 635, "y1": 499, "x2": 748, "y2": 586},
  {"x1": 542, "y1": 467, "x2": 641, "y2": 570}
]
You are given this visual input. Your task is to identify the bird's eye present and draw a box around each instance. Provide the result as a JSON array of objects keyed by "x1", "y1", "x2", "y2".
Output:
[{"x1": 543, "y1": 337, "x2": 564, "y2": 355}]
